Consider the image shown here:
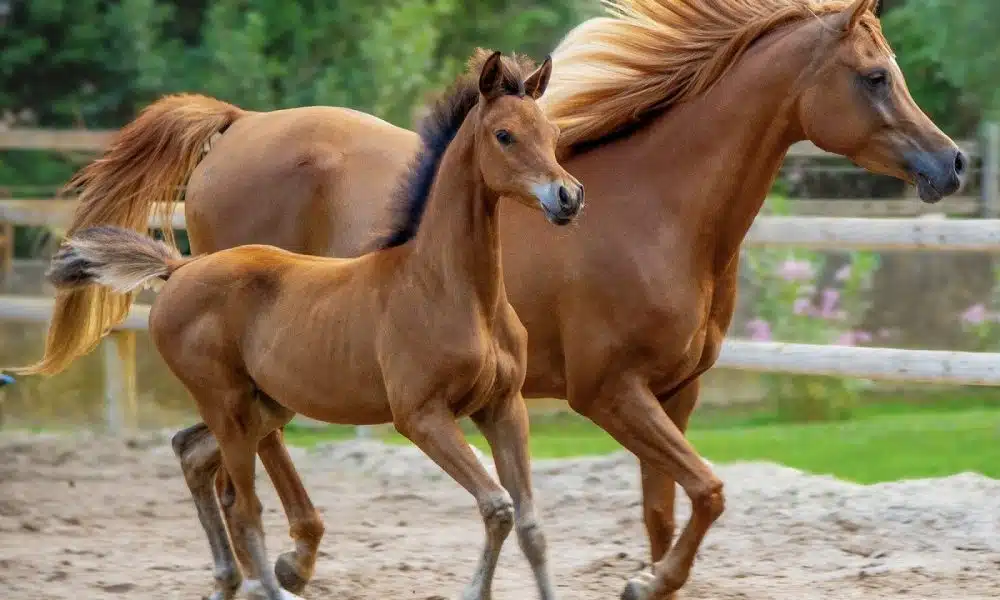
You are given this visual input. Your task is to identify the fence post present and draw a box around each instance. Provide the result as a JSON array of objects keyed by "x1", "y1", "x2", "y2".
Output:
[
  {"x1": 0, "y1": 221, "x2": 12, "y2": 281},
  {"x1": 983, "y1": 122, "x2": 1000, "y2": 218},
  {"x1": 103, "y1": 330, "x2": 138, "y2": 434}
]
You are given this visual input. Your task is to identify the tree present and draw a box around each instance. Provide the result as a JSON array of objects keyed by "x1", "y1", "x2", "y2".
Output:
[{"x1": 883, "y1": 0, "x2": 997, "y2": 134}]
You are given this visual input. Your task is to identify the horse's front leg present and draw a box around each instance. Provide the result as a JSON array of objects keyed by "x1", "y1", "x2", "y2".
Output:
[
  {"x1": 393, "y1": 401, "x2": 515, "y2": 600},
  {"x1": 639, "y1": 378, "x2": 702, "y2": 563},
  {"x1": 472, "y1": 391, "x2": 556, "y2": 600},
  {"x1": 569, "y1": 377, "x2": 724, "y2": 600}
]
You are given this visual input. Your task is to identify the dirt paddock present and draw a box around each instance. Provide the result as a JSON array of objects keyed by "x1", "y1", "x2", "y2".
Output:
[{"x1": 2, "y1": 430, "x2": 999, "y2": 600}]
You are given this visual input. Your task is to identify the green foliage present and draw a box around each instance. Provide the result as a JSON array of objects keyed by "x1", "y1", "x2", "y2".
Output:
[
  {"x1": 0, "y1": 0, "x2": 587, "y2": 196},
  {"x1": 883, "y1": 0, "x2": 998, "y2": 133}
]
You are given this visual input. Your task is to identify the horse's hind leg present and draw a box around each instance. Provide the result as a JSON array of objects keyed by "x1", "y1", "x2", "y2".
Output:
[
  {"x1": 171, "y1": 423, "x2": 243, "y2": 600},
  {"x1": 393, "y1": 404, "x2": 514, "y2": 600},
  {"x1": 472, "y1": 392, "x2": 555, "y2": 600},
  {"x1": 257, "y1": 429, "x2": 325, "y2": 593}
]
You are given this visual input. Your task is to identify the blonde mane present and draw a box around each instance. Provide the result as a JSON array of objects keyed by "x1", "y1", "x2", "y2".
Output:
[{"x1": 542, "y1": 0, "x2": 891, "y2": 151}]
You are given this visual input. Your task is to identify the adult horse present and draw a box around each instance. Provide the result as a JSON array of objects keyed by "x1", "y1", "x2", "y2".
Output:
[{"x1": 16, "y1": 0, "x2": 965, "y2": 598}]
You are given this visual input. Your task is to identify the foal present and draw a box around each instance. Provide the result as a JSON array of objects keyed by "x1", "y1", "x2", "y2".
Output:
[{"x1": 44, "y1": 50, "x2": 583, "y2": 600}]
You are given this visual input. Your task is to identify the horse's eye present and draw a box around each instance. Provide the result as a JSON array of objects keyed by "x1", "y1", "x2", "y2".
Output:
[
  {"x1": 495, "y1": 130, "x2": 514, "y2": 146},
  {"x1": 864, "y1": 70, "x2": 888, "y2": 88}
]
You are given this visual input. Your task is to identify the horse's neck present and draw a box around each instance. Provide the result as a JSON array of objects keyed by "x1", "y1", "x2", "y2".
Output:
[
  {"x1": 620, "y1": 20, "x2": 818, "y2": 273},
  {"x1": 409, "y1": 125, "x2": 504, "y2": 319}
]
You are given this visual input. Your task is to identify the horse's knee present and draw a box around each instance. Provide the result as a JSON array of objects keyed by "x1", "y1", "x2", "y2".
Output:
[
  {"x1": 479, "y1": 491, "x2": 514, "y2": 538},
  {"x1": 689, "y1": 479, "x2": 725, "y2": 524}
]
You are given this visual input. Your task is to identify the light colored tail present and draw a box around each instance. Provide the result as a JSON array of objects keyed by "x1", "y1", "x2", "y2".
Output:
[
  {"x1": 45, "y1": 227, "x2": 187, "y2": 295},
  {"x1": 12, "y1": 93, "x2": 245, "y2": 376}
]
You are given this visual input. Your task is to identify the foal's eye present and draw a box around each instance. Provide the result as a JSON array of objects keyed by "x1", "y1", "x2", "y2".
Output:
[{"x1": 495, "y1": 130, "x2": 514, "y2": 146}]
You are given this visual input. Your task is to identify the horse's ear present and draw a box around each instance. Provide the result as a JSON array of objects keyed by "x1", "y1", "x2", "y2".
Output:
[
  {"x1": 837, "y1": 0, "x2": 877, "y2": 33},
  {"x1": 524, "y1": 55, "x2": 553, "y2": 100},
  {"x1": 478, "y1": 51, "x2": 504, "y2": 98}
]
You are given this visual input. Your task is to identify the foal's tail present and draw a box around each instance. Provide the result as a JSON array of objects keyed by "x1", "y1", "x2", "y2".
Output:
[
  {"x1": 11, "y1": 93, "x2": 244, "y2": 377},
  {"x1": 45, "y1": 227, "x2": 189, "y2": 296}
]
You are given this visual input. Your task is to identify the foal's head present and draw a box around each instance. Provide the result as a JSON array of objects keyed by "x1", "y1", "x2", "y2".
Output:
[
  {"x1": 797, "y1": 0, "x2": 965, "y2": 203},
  {"x1": 473, "y1": 51, "x2": 584, "y2": 225}
]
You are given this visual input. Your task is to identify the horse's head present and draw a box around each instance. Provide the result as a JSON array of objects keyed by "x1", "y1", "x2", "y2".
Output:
[
  {"x1": 797, "y1": 0, "x2": 965, "y2": 203},
  {"x1": 474, "y1": 51, "x2": 584, "y2": 225}
]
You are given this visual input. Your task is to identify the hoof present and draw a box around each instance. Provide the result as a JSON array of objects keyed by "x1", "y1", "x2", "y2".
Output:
[
  {"x1": 241, "y1": 579, "x2": 307, "y2": 600},
  {"x1": 620, "y1": 572, "x2": 655, "y2": 600},
  {"x1": 274, "y1": 552, "x2": 309, "y2": 594}
]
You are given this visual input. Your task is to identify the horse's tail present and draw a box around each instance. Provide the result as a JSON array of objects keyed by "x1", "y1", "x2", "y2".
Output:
[
  {"x1": 45, "y1": 226, "x2": 188, "y2": 295},
  {"x1": 11, "y1": 94, "x2": 244, "y2": 376}
]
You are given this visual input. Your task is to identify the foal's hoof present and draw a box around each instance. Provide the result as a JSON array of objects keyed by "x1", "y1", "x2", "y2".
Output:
[
  {"x1": 274, "y1": 552, "x2": 309, "y2": 594},
  {"x1": 620, "y1": 572, "x2": 657, "y2": 600}
]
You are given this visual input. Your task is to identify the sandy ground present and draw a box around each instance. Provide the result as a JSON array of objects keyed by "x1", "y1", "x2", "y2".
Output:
[{"x1": 2, "y1": 430, "x2": 1000, "y2": 600}]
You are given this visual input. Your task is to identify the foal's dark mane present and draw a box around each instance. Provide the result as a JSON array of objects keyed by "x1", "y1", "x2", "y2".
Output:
[{"x1": 380, "y1": 49, "x2": 536, "y2": 249}]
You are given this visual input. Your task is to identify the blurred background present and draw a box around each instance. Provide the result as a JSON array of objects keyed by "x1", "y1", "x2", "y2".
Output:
[{"x1": 1, "y1": 0, "x2": 999, "y2": 483}]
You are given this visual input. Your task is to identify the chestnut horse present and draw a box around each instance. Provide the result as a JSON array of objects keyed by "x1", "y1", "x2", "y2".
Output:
[
  {"x1": 42, "y1": 51, "x2": 583, "y2": 600},
  {"x1": 16, "y1": 1, "x2": 966, "y2": 598}
]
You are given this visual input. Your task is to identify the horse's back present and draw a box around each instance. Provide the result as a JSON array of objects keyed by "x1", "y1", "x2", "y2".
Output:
[{"x1": 185, "y1": 105, "x2": 421, "y2": 258}]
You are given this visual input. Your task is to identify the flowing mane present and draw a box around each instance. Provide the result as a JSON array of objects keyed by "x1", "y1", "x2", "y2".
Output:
[
  {"x1": 380, "y1": 49, "x2": 537, "y2": 248},
  {"x1": 542, "y1": 0, "x2": 891, "y2": 152}
]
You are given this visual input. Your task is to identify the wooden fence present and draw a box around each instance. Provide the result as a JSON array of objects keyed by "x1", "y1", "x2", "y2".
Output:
[{"x1": 1, "y1": 125, "x2": 999, "y2": 432}]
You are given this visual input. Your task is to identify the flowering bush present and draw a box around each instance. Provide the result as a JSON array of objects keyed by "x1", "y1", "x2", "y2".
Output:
[
  {"x1": 742, "y1": 194, "x2": 881, "y2": 421},
  {"x1": 958, "y1": 302, "x2": 1000, "y2": 351}
]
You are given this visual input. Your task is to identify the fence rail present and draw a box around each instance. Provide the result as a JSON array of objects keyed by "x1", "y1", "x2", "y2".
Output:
[{"x1": 2, "y1": 126, "x2": 999, "y2": 433}]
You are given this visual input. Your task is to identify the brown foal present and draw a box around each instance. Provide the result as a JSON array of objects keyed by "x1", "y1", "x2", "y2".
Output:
[{"x1": 42, "y1": 50, "x2": 583, "y2": 600}]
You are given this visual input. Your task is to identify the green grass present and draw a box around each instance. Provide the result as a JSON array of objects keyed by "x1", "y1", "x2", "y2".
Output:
[{"x1": 283, "y1": 388, "x2": 1000, "y2": 484}]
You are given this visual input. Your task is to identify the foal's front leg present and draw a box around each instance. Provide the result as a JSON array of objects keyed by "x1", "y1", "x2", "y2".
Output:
[
  {"x1": 472, "y1": 392, "x2": 556, "y2": 600},
  {"x1": 394, "y1": 404, "x2": 515, "y2": 600}
]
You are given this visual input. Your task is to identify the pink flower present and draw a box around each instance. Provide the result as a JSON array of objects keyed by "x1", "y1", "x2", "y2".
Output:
[
  {"x1": 792, "y1": 297, "x2": 813, "y2": 316},
  {"x1": 777, "y1": 259, "x2": 814, "y2": 282},
  {"x1": 819, "y1": 288, "x2": 840, "y2": 318},
  {"x1": 962, "y1": 304, "x2": 987, "y2": 325},
  {"x1": 836, "y1": 332, "x2": 856, "y2": 346},
  {"x1": 746, "y1": 318, "x2": 772, "y2": 342},
  {"x1": 854, "y1": 330, "x2": 873, "y2": 344}
]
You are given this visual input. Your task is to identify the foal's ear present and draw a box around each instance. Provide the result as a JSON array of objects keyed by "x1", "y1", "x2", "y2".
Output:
[
  {"x1": 478, "y1": 51, "x2": 505, "y2": 98},
  {"x1": 524, "y1": 55, "x2": 553, "y2": 100},
  {"x1": 837, "y1": 0, "x2": 877, "y2": 33}
]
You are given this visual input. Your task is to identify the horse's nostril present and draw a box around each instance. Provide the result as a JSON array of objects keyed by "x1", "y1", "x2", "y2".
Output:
[
  {"x1": 954, "y1": 150, "x2": 967, "y2": 176},
  {"x1": 558, "y1": 185, "x2": 572, "y2": 209}
]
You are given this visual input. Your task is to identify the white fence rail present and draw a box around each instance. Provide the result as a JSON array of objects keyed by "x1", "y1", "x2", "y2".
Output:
[{"x1": 3, "y1": 214, "x2": 1000, "y2": 433}]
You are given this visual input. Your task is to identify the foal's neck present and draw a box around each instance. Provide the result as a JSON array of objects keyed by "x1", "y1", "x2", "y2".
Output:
[{"x1": 409, "y1": 121, "x2": 504, "y2": 319}]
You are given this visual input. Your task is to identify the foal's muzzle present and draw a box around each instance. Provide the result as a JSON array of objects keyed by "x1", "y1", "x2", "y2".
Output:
[{"x1": 533, "y1": 181, "x2": 585, "y2": 225}]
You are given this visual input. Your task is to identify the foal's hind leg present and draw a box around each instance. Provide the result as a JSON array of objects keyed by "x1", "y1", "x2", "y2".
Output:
[
  {"x1": 171, "y1": 423, "x2": 243, "y2": 600},
  {"x1": 211, "y1": 429, "x2": 324, "y2": 593},
  {"x1": 257, "y1": 429, "x2": 325, "y2": 592},
  {"x1": 393, "y1": 404, "x2": 514, "y2": 600},
  {"x1": 472, "y1": 392, "x2": 556, "y2": 600}
]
